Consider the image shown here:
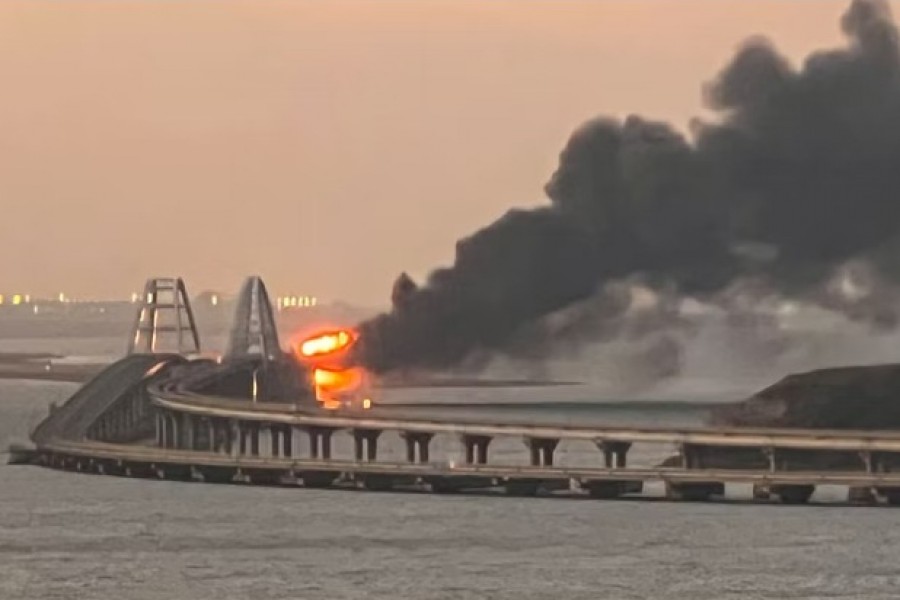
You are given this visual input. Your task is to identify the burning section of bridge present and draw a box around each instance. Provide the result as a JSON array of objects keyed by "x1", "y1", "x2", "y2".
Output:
[{"x1": 293, "y1": 328, "x2": 371, "y2": 410}]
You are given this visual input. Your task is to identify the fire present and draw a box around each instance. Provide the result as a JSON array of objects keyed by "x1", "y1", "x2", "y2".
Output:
[
  {"x1": 298, "y1": 329, "x2": 355, "y2": 359},
  {"x1": 293, "y1": 326, "x2": 371, "y2": 410},
  {"x1": 312, "y1": 367, "x2": 370, "y2": 410},
  {"x1": 313, "y1": 367, "x2": 363, "y2": 392}
]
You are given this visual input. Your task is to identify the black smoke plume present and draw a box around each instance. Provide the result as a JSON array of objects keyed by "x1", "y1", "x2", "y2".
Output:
[{"x1": 356, "y1": 0, "x2": 900, "y2": 375}]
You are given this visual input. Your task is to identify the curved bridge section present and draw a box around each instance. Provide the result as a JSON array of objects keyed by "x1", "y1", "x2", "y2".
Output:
[{"x1": 30, "y1": 354, "x2": 184, "y2": 445}]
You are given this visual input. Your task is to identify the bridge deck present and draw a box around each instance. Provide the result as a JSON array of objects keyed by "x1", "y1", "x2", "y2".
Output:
[{"x1": 153, "y1": 391, "x2": 900, "y2": 453}]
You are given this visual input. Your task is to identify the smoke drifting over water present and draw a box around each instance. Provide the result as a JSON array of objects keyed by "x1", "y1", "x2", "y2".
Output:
[{"x1": 357, "y1": 0, "x2": 900, "y2": 383}]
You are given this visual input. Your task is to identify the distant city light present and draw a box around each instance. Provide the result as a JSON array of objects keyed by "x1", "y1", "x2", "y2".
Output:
[
  {"x1": 276, "y1": 295, "x2": 319, "y2": 310},
  {"x1": 58, "y1": 292, "x2": 66, "y2": 303},
  {"x1": 0, "y1": 294, "x2": 4, "y2": 305},
  {"x1": 211, "y1": 294, "x2": 219, "y2": 306},
  {"x1": 12, "y1": 294, "x2": 22, "y2": 306},
  {"x1": 130, "y1": 292, "x2": 139, "y2": 303}
]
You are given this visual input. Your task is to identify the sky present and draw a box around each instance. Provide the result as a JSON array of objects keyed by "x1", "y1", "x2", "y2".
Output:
[{"x1": 0, "y1": 0, "x2": 884, "y2": 305}]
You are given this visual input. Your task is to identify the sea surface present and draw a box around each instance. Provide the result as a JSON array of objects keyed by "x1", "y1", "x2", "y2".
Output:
[{"x1": 2, "y1": 339, "x2": 900, "y2": 599}]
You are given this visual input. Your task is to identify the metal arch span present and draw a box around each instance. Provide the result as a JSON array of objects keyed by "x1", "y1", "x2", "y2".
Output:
[{"x1": 225, "y1": 276, "x2": 282, "y2": 361}]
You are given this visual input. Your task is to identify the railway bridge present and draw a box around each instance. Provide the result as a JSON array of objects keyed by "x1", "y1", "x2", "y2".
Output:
[{"x1": 12, "y1": 275, "x2": 900, "y2": 506}]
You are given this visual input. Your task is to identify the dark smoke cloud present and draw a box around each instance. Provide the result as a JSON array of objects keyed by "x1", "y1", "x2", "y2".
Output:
[{"x1": 356, "y1": 0, "x2": 900, "y2": 375}]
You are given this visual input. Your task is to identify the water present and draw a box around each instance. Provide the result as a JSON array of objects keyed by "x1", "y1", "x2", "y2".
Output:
[{"x1": 3, "y1": 352, "x2": 900, "y2": 598}]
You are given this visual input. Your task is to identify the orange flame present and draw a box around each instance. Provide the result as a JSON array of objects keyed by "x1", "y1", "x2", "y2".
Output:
[
  {"x1": 293, "y1": 327, "x2": 371, "y2": 410},
  {"x1": 298, "y1": 329, "x2": 356, "y2": 359},
  {"x1": 313, "y1": 367, "x2": 363, "y2": 392}
]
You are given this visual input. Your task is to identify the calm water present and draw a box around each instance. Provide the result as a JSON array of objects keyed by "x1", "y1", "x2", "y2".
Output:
[{"x1": 2, "y1": 348, "x2": 900, "y2": 598}]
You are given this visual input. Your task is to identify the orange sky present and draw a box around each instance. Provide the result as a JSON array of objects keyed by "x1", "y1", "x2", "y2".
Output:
[{"x1": 0, "y1": 1, "x2": 881, "y2": 304}]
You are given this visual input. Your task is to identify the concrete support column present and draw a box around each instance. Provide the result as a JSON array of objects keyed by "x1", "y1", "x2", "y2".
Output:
[
  {"x1": 597, "y1": 441, "x2": 632, "y2": 468},
  {"x1": 257, "y1": 426, "x2": 269, "y2": 458},
  {"x1": 402, "y1": 432, "x2": 433, "y2": 463},
  {"x1": 169, "y1": 413, "x2": 180, "y2": 449},
  {"x1": 159, "y1": 413, "x2": 167, "y2": 448},
  {"x1": 461, "y1": 435, "x2": 492, "y2": 465},
  {"x1": 269, "y1": 426, "x2": 280, "y2": 458},
  {"x1": 155, "y1": 413, "x2": 163, "y2": 447},
  {"x1": 230, "y1": 420, "x2": 241, "y2": 458},
  {"x1": 526, "y1": 438, "x2": 559, "y2": 467},
  {"x1": 680, "y1": 443, "x2": 702, "y2": 469},
  {"x1": 352, "y1": 429, "x2": 381, "y2": 462},
  {"x1": 249, "y1": 423, "x2": 260, "y2": 457},
  {"x1": 281, "y1": 425, "x2": 293, "y2": 458},
  {"x1": 238, "y1": 423, "x2": 249, "y2": 456},
  {"x1": 183, "y1": 413, "x2": 195, "y2": 450},
  {"x1": 219, "y1": 420, "x2": 230, "y2": 455},
  {"x1": 860, "y1": 450, "x2": 873, "y2": 473},
  {"x1": 762, "y1": 447, "x2": 777, "y2": 472},
  {"x1": 206, "y1": 419, "x2": 216, "y2": 453},
  {"x1": 307, "y1": 428, "x2": 333, "y2": 460}
]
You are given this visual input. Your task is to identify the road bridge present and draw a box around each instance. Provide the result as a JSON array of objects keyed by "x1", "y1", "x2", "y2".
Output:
[{"x1": 14, "y1": 274, "x2": 900, "y2": 506}]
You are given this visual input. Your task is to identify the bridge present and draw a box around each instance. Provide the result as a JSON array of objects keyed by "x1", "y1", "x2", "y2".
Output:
[{"x1": 11, "y1": 275, "x2": 900, "y2": 506}]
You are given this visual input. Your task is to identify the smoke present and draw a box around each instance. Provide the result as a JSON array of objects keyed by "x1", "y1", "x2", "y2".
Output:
[{"x1": 356, "y1": 0, "x2": 900, "y2": 379}]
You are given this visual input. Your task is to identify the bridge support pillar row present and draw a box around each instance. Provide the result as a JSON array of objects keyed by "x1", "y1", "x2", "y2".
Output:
[
  {"x1": 307, "y1": 428, "x2": 333, "y2": 460},
  {"x1": 352, "y1": 429, "x2": 381, "y2": 462},
  {"x1": 597, "y1": 441, "x2": 632, "y2": 468},
  {"x1": 526, "y1": 438, "x2": 559, "y2": 467},
  {"x1": 462, "y1": 435, "x2": 492, "y2": 465},
  {"x1": 402, "y1": 432, "x2": 433, "y2": 463}
]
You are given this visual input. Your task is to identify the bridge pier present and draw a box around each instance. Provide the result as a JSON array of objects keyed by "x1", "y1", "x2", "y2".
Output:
[
  {"x1": 183, "y1": 413, "x2": 196, "y2": 450},
  {"x1": 461, "y1": 435, "x2": 491, "y2": 465},
  {"x1": 352, "y1": 429, "x2": 381, "y2": 462},
  {"x1": 525, "y1": 437, "x2": 559, "y2": 467},
  {"x1": 401, "y1": 432, "x2": 433, "y2": 463},
  {"x1": 238, "y1": 423, "x2": 251, "y2": 456},
  {"x1": 170, "y1": 413, "x2": 180, "y2": 449},
  {"x1": 281, "y1": 425, "x2": 293, "y2": 458},
  {"x1": 200, "y1": 418, "x2": 213, "y2": 452},
  {"x1": 269, "y1": 426, "x2": 281, "y2": 458},
  {"x1": 258, "y1": 426, "x2": 271, "y2": 458},
  {"x1": 597, "y1": 441, "x2": 631, "y2": 468},
  {"x1": 229, "y1": 420, "x2": 241, "y2": 457},
  {"x1": 160, "y1": 412, "x2": 177, "y2": 448},
  {"x1": 306, "y1": 427, "x2": 334, "y2": 460},
  {"x1": 249, "y1": 423, "x2": 260, "y2": 457},
  {"x1": 679, "y1": 443, "x2": 704, "y2": 469}
]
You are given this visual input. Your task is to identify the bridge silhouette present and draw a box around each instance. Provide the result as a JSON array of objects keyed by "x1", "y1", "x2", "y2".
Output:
[{"x1": 13, "y1": 275, "x2": 900, "y2": 506}]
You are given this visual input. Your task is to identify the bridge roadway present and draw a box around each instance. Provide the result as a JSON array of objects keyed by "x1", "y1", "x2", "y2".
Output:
[
  {"x1": 152, "y1": 390, "x2": 900, "y2": 454},
  {"x1": 31, "y1": 354, "x2": 181, "y2": 445}
]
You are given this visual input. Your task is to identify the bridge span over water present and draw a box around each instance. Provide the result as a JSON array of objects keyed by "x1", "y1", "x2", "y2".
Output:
[{"x1": 11, "y1": 275, "x2": 900, "y2": 506}]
